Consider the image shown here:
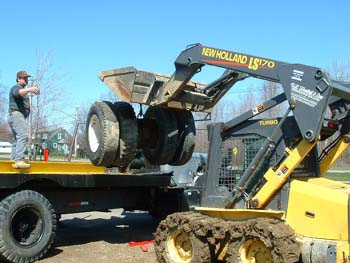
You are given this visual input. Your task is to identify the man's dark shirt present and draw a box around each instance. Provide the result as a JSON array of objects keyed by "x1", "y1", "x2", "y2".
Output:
[{"x1": 9, "y1": 84, "x2": 30, "y2": 118}]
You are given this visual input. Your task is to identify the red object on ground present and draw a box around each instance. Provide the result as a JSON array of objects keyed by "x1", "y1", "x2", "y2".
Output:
[
  {"x1": 44, "y1": 148, "x2": 49, "y2": 162},
  {"x1": 128, "y1": 240, "x2": 154, "y2": 252}
]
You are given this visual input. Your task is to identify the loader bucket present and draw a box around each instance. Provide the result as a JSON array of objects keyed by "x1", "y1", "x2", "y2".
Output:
[
  {"x1": 99, "y1": 67, "x2": 168, "y2": 105},
  {"x1": 99, "y1": 67, "x2": 214, "y2": 112}
]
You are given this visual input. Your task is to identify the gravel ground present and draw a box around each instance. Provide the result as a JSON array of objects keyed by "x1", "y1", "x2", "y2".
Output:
[{"x1": 38, "y1": 209, "x2": 159, "y2": 263}]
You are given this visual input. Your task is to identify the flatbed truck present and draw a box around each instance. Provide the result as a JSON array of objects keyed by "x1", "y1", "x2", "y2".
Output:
[{"x1": 0, "y1": 160, "x2": 191, "y2": 263}]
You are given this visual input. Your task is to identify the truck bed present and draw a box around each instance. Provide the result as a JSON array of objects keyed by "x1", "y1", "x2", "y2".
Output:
[{"x1": 0, "y1": 160, "x2": 172, "y2": 189}]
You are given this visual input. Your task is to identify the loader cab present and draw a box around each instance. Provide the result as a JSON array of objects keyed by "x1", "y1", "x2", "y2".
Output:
[{"x1": 201, "y1": 116, "x2": 325, "y2": 209}]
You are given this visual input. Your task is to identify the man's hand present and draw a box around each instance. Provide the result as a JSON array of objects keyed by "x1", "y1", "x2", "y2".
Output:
[
  {"x1": 19, "y1": 86, "x2": 40, "y2": 97},
  {"x1": 29, "y1": 86, "x2": 40, "y2": 95}
]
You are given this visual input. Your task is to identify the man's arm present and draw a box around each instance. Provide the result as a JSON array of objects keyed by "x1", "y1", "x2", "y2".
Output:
[{"x1": 18, "y1": 86, "x2": 40, "y2": 97}]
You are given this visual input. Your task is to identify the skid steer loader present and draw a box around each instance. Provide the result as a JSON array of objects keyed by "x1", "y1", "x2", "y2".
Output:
[
  {"x1": 144, "y1": 44, "x2": 349, "y2": 262},
  {"x1": 87, "y1": 43, "x2": 350, "y2": 262}
]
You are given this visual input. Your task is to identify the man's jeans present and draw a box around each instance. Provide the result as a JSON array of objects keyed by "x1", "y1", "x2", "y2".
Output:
[{"x1": 8, "y1": 111, "x2": 29, "y2": 161}]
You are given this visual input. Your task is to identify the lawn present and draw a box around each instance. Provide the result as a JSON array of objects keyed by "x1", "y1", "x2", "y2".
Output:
[{"x1": 325, "y1": 172, "x2": 350, "y2": 182}]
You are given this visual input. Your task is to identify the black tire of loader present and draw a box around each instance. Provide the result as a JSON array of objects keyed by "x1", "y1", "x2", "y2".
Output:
[
  {"x1": 86, "y1": 101, "x2": 119, "y2": 166},
  {"x1": 169, "y1": 110, "x2": 196, "y2": 166},
  {"x1": 143, "y1": 106, "x2": 178, "y2": 165},
  {"x1": 112, "y1": 102, "x2": 138, "y2": 168},
  {"x1": 225, "y1": 218, "x2": 301, "y2": 263},
  {"x1": 0, "y1": 190, "x2": 56, "y2": 263},
  {"x1": 155, "y1": 213, "x2": 212, "y2": 263}
]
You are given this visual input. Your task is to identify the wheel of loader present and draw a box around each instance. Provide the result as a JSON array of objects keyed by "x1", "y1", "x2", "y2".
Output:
[
  {"x1": 111, "y1": 102, "x2": 138, "y2": 168},
  {"x1": 86, "y1": 101, "x2": 119, "y2": 166},
  {"x1": 169, "y1": 110, "x2": 196, "y2": 166},
  {"x1": 155, "y1": 216, "x2": 211, "y2": 263},
  {"x1": 0, "y1": 190, "x2": 56, "y2": 263},
  {"x1": 225, "y1": 218, "x2": 300, "y2": 263},
  {"x1": 236, "y1": 239, "x2": 273, "y2": 263},
  {"x1": 142, "y1": 106, "x2": 178, "y2": 165}
]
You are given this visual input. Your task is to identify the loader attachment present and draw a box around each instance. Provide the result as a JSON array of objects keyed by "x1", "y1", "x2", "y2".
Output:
[
  {"x1": 99, "y1": 67, "x2": 246, "y2": 112},
  {"x1": 99, "y1": 67, "x2": 159, "y2": 105}
]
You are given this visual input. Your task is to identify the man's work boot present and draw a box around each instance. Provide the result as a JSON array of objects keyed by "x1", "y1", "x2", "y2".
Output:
[{"x1": 12, "y1": 161, "x2": 31, "y2": 169}]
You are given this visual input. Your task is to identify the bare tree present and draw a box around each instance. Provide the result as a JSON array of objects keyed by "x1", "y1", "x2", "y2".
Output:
[
  {"x1": 237, "y1": 87, "x2": 257, "y2": 115},
  {"x1": 326, "y1": 60, "x2": 350, "y2": 168},
  {"x1": 99, "y1": 89, "x2": 119, "y2": 102},
  {"x1": 0, "y1": 78, "x2": 7, "y2": 119},
  {"x1": 76, "y1": 104, "x2": 90, "y2": 157},
  {"x1": 258, "y1": 81, "x2": 286, "y2": 118},
  {"x1": 30, "y1": 51, "x2": 70, "y2": 132},
  {"x1": 0, "y1": 81, "x2": 11, "y2": 141},
  {"x1": 330, "y1": 61, "x2": 350, "y2": 81},
  {"x1": 27, "y1": 51, "x2": 71, "y2": 159}
]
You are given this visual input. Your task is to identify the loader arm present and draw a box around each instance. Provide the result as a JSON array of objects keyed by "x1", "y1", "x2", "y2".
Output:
[
  {"x1": 101, "y1": 44, "x2": 349, "y2": 142},
  {"x1": 165, "y1": 44, "x2": 340, "y2": 142},
  {"x1": 194, "y1": 46, "x2": 350, "y2": 209}
]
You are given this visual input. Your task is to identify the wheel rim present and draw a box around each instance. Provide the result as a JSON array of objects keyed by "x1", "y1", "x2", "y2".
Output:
[
  {"x1": 238, "y1": 239, "x2": 273, "y2": 263},
  {"x1": 88, "y1": 114, "x2": 101, "y2": 153},
  {"x1": 167, "y1": 230, "x2": 193, "y2": 263},
  {"x1": 10, "y1": 206, "x2": 44, "y2": 248}
]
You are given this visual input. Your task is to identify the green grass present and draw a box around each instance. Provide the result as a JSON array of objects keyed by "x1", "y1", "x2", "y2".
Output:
[{"x1": 325, "y1": 172, "x2": 350, "y2": 181}]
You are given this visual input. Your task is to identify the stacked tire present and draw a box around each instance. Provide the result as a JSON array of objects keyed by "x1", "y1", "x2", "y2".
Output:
[
  {"x1": 86, "y1": 102, "x2": 196, "y2": 168},
  {"x1": 142, "y1": 106, "x2": 196, "y2": 166},
  {"x1": 86, "y1": 101, "x2": 138, "y2": 169}
]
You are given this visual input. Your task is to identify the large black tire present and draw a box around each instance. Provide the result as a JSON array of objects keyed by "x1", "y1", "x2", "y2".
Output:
[
  {"x1": 155, "y1": 213, "x2": 212, "y2": 263},
  {"x1": 111, "y1": 102, "x2": 138, "y2": 168},
  {"x1": 169, "y1": 110, "x2": 196, "y2": 166},
  {"x1": 0, "y1": 190, "x2": 56, "y2": 263},
  {"x1": 225, "y1": 218, "x2": 300, "y2": 263},
  {"x1": 86, "y1": 101, "x2": 119, "y2": 166},
  {"x1": 143, "y1": 106, "x2": 178, "y2": 165}
]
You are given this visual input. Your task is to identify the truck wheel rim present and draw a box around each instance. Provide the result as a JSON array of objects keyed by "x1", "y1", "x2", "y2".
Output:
[
  {"x1": 10, "y1": 206, "x2": 43, "y2": 248},
  {"x1": 88, "y1": 114, "x2": 101, "y2": 153},
  {"x1": 238, "y1": 239, "x2": 273, "y2": 263},
  {"x1": 167, "y1": 230, "x2": 192, "y2": 262}
]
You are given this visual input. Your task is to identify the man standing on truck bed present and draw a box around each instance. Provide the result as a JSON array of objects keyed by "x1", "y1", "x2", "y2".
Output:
[{"x1": 8, "y1": 70, "x2": 39, "y2": 169}]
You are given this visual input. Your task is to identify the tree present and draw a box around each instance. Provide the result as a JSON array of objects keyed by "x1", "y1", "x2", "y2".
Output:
[
  {"x1": 30, "y1": 51, "x2": 70, "y2": 132},
  {"x1": 99, "y1": 89, "x2": 119, "y2": 102},
  {"x1": 258, "y1": 81, "x2": 286, "y2": 118},
  {"x1": 326, "y1": 60, "x2": 350, "y2": 168},
  {"x1": 237, "y1": 87, "x2": 257, "y2": 114},
  {"x1": 0, "y1": 80, "x2": 11, "y2": 142},
  {"x1": 76, "y1": 104, "x2": 89, "y2": 157},
  {"x1": 331, "y1": 61, "x2": 350, "y2": 81},
  {"x1": 27, "y1": 51, "x2": 71, "y2": 159}
]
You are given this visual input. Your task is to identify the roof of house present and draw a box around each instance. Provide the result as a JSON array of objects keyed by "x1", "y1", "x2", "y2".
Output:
[{"x1": 37, "y1": 127, "x2": 65, "y2": 133}]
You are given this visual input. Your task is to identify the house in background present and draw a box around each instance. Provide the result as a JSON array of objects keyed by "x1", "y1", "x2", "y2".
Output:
[
  {"x1": 0, "y1": 142, "x2": 11, "y2": 154},
  {"x1": 34, "y1": 128, "x2": 73, "y2": 155}
]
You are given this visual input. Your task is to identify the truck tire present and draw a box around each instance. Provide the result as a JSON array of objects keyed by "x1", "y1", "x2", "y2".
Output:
[
  {"x1": 170, "y1": 110, "x2": 196, "y2": 166},
  {"x1": 143, "y1": 106, "x2": 178, "y2": 165},
  {"x1": 0, "y1": 190, "x2": 56, "y2": 263},
  {"x1": 111, "y1": 102, "x2": 138, "y2": 169},
  {"x1": 86, "y1": 101, "x2": 119, "y2": 166}
]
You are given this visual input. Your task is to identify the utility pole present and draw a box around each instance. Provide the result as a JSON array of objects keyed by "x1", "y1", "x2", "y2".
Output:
[
  {"x1": 74, "y1": 107, "x2": 80, "y2": 157},
  {"x1": 28, "y1": 94, "x2": 33, "y2": 160},
  {"x1": 28, "y1": 78, "x2": 40, "y2": 161},
  {"x1": 68, "y1": 107, "x2": 80, "y2": 161}
]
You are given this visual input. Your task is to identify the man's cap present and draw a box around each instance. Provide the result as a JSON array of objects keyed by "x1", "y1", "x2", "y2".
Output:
[{"x1": 17, "y1": 70, "x2": 31, "y2": 79}]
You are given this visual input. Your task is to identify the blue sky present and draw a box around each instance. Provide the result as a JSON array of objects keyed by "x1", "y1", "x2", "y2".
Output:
[{"x1": 1, "y1": 0, "x2": 349, "y2": 113}]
